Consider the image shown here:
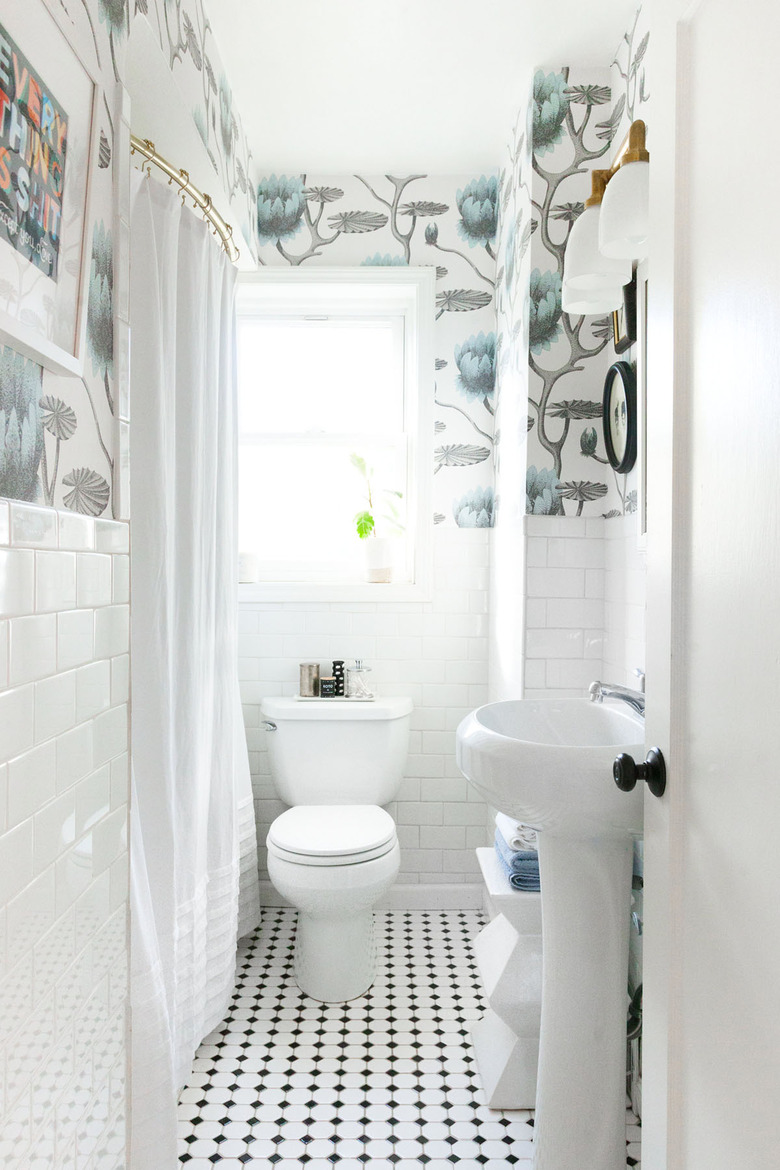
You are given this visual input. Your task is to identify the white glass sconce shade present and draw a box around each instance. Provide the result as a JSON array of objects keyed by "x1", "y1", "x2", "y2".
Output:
[
  {"x1": 562, "y1": 280, "x2": 623, "y2": 316},
  {"x1": 599, "y1": 160, "x2": 649, "y2": 261},
  {"x1": 564, "y1": 205, "x2": 631, "y2": 292}
]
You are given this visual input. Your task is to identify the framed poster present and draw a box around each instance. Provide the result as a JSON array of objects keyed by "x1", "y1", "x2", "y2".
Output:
[{"x1": 0, "y1": 0, "x2": 99, "y2": 376}]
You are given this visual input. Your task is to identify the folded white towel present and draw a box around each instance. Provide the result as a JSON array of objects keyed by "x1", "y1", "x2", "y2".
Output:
[{"x1": 495, "y1": 811, "x2": 538, "y2": 852}]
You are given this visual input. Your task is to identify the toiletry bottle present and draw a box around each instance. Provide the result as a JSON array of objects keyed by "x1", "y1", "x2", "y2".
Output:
[
  {"x1": 299, "y1": 663, "x2": 320, "y2": 697},
  {"x1": 346, "y1": 659, "x2": 374, "y2": 699}
]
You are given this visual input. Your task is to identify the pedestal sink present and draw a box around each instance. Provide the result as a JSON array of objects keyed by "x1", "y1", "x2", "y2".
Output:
[{"x1": 456, "y1": 699, "x2": 644, "y2": 1170}]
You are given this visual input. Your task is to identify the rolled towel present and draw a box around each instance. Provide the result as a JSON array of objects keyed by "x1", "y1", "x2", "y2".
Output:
[
  {"x1": 493, "y1": 829, "x2": 540, "y2": 892},
  {"x1": 496, "y1": 811, "x2": 538, "y2": 852}
]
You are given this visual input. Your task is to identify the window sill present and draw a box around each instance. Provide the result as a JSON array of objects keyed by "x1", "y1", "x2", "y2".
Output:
[{"x1": 238, "y1": 580, "x2": 432, "y2": 605}]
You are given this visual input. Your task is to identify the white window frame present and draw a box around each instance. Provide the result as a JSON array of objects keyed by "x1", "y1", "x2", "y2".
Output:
[{"x1": 236, "y1": 267, "x2": 436, "y2": 603}]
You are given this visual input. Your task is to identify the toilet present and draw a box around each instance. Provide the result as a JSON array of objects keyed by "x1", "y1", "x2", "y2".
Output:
[{"x1": 261, "y1": 695, "x2": 413, "y2": 1002}]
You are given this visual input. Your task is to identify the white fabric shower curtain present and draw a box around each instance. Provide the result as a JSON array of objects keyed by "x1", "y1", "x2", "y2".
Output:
[{"x1": 128, "y1": 170, "x2": 260, "y2": 1169}]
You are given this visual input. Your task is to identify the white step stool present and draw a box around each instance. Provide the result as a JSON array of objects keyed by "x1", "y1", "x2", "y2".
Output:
[{"x1": 471, "y1": 846, "x2": 542, "y2": 1109}]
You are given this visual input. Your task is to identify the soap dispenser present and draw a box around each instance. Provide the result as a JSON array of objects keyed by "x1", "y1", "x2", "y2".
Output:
[{"x1": 346, "y1": 659, "x2": 374, "y2": 700}]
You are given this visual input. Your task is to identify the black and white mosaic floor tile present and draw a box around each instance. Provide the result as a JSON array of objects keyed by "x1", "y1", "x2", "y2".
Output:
[{"x1": 177, "y1": 908, "x2": 640, "y2": 1169}]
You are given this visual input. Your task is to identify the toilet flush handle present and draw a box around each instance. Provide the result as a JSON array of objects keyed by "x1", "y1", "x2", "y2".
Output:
[{"x1": 260, "y1": 720, "x2": 277, "y2": 732}]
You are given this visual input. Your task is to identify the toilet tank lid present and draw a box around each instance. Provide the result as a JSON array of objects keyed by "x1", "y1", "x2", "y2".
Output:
[{"x1": 261, "y1": 696, "x2": 413, "y2": 721}]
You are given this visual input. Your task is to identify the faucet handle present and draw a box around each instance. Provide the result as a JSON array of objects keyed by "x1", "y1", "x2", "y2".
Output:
[{"x1": 633, "y1": 668, "x2": 646, "y2": 693}]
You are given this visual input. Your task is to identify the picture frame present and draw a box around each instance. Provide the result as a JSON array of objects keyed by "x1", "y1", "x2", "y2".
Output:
[
  {"x1": 612, "y1": 270, "x2": 638, "y2": 355},
  {"x1": 0, "y1": 0, "x2": 100, "y2": 376},
  {"x1": 602, "y1": 360, "x2": 637, "y2": 474}
]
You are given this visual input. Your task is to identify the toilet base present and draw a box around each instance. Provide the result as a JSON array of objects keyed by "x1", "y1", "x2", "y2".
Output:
[{"x1": 295, "y1": 909, "x2": 376, "y2": 1002}]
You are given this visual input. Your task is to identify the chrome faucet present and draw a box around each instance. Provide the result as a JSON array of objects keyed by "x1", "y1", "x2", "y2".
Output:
[{"x1": 588, "y1": 680, "x2": 645, "y2": 717}]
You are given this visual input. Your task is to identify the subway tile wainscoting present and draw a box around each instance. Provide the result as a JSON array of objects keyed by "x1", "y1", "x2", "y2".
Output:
[
  {"x1": 0, "y1": 501, "x2": 129, "y2": 1170},
  {"x1": 523, "y1": 516, "x2": 646, "y2": 699},
  {"x1": 240, "y1": 530, "x2": 492, "y2": 902}
]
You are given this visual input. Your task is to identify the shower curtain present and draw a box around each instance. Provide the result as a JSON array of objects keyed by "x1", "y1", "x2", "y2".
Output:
[{"x1": 128, "y1": 170, "x2": 260, "y2": 1168}]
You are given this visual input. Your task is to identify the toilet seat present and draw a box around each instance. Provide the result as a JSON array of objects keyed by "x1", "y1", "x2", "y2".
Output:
[{"x1": 267, "y1": 805, "x2": 397, "y2": 867}]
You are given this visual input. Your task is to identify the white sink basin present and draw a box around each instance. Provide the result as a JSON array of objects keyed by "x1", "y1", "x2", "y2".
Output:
[
  {"x1": 456, "y1": 697, "x2": 646, "y2": 1170},
  {"x1": 456, "y1": 698, "x2": 644, "y2": 837}
]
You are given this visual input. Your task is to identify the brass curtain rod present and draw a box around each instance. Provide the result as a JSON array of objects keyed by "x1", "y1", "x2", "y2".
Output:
[{"x1": 130, "y1": 134, "x2": 240, "y2": 263}]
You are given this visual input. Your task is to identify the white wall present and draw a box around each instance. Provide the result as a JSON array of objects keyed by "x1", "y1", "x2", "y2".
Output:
[
  {"x1": 240, "y1": 529, "x2": 491, "y2": 900},
  {"x1": 0, "y1": 502, "x2": 129, "y2": 1169},
  {"x1": 604, "y1": 519, "x2": 647, "y2": 687}
]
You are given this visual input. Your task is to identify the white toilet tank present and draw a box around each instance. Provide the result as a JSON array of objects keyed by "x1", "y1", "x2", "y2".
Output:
[{"x1": 260, "y1": 696, "x2": 413, "y2": 806}]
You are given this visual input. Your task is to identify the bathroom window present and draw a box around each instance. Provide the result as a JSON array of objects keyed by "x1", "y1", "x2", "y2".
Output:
[{"x1": 236, "y1": 269, "x2": 435, "y2": 599}]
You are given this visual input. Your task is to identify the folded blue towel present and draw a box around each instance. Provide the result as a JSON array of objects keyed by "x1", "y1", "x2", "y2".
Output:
[{"x1": 494, "y1": 829, "x2": 540, "y2": 892}]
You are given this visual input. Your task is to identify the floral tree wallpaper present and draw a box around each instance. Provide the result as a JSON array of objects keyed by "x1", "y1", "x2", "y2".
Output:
[
  {"x1": 524, "y1": 64, "x2": 625, "y2": 518},
  {"x1": 253, "y1": 172, "x2": 498, "y2": 528},
  {"x1": 135, "y1": 0, "x2": 258, "y2": 262},
  {"x1": 0, "y1": 0, "x2": 124, "y2": 514},
  {"x1": 495, "y1": 6, "x2": 650, "y2": 520},
  {"x1": 1, "y1": 1, "x2": 649, "y2": 528},
  {"x1": 0, "y1": 0, "x2": 259, "y2": 513},
  {"x1": 493, "y1": 101, "x2": 534, "y2": 529}
]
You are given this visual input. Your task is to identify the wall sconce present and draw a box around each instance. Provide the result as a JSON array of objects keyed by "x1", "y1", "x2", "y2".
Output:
[
  {"x1": 599, "y1": 120, "x2": 649, "y2": 261},
  {"x1": 562, "y1": 283, "x2": 627, "y2": 315},
  {"x1": 562, "y1": 121, "x2": 649, "y2": 316},
  {"x1": 563, "y1": 170, "x2": 631, "y2": 310}
]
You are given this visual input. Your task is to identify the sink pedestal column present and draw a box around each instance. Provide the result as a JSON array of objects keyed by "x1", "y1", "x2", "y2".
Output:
[{"x1": 533, "y1": 834, "x2": 633, "y2": 1170}]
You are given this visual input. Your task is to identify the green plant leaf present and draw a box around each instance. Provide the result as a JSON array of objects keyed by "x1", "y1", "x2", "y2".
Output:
[
  {"x1": 350, "y1": 453, "x2": 367, "y2": 477},
  {"x1": 354, "y1": 510, "x2": 375, "y2": 538}
]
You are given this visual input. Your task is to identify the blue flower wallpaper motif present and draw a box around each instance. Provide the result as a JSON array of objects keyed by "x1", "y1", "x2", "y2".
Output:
[
  {"x1": 454, "y1": 332, "x2": 496, "y2": 412},
  {"x1": 456, "y1": 176, "x2": 499, "y2": 253},
  {"x1": 0, "y1": 347, "x2": 43, "y2": 503},
  {"x1": 256, "y1": 176, "x2": 307, "y2": 245},
  {"x1": 526, "y1": 466, "x2": 563, "y2": 516},
  {"x1": 87, "y1": 222, "x2": 115, "y2": 393},
  {"x1": 454, "y1": 486, "x2": 495, "y2": 528},
  {"x1": 529, "y1": 269, "x2": 563, "y2": 354},
  {"x1": 532, "y1": 71, "x2": 570, "y2": 156},
  {"x1": 253, "y1": 171, "x2": 498, "y2": 527},
  {"x1": 361, "y1": 254, "x2": 408, "y2": 267}
]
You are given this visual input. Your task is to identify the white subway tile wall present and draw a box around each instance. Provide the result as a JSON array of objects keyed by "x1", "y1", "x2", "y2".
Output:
[
  {"x1": 523, "y1": 516, "x2": 606, "y2": 699},
  {"x1": 523, "y1": 515, "x2": 646, "y2": 699},
  {"x1": 0, "y1": 503, "x2": 128, "y2": 1170},
  {"x1": 239, "y1": 530, "x2": 492, "y2": 890}
]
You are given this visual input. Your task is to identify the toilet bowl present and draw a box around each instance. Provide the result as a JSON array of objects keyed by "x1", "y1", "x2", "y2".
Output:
[
  {"x1": 261, "y1": 696, "x2": 412, "y2": 1002},
  {"x1": 267, "y1": 805, "x2": 400, "y2": 1001}
]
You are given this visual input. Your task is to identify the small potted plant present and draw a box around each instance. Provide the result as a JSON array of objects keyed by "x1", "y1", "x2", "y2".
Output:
[{"x1": 351, "y1": 454, "x2": 404, "y2": 583}]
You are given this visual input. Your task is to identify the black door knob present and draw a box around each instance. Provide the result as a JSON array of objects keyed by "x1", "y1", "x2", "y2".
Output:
[{"x1": 613, "y1": 748, "x2": 666, "y2": 798}]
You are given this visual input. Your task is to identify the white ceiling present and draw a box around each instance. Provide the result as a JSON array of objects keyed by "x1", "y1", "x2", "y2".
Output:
[{"x1": 208, "y1": 0, "x2": 637, "y2": 175}]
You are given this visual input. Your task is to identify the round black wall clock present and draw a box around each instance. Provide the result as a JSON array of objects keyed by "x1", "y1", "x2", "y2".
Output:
[{"x1": 602, "y1": 361, "x2": 637, "y2": 473}]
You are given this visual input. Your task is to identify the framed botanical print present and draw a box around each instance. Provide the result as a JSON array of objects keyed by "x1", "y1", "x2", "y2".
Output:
[{"x1": 0, "y1": 0, "x2": 99, "y2": 375}]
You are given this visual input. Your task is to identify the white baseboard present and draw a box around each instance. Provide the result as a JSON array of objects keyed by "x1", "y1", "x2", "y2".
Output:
[{"x1": 257, "y1": 880, "x2": 484, "y2": 911}]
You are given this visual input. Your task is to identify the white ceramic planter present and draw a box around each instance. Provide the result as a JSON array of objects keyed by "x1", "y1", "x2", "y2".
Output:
[{"x1": 363, "y1": 536, "x2": 396, "y2": 583}]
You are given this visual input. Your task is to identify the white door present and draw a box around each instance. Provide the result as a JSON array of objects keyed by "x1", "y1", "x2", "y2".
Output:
[{"x1": 642, "y1": 1, "x2": 780, "y2": 1166}]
